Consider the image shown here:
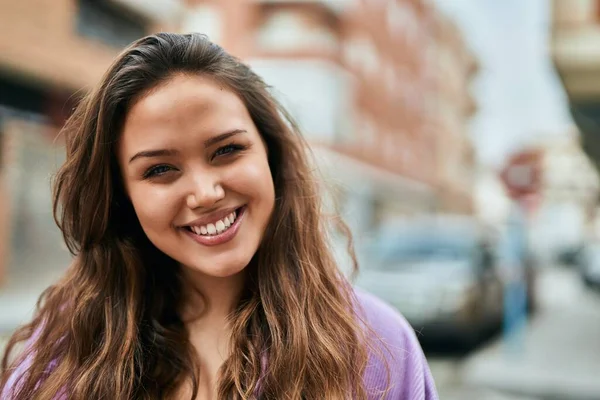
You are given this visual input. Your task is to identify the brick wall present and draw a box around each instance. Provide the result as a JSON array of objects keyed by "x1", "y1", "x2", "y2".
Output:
[
  {"x1": 0, "y1": 0, "x2": 122, "y2": 90},
  {"x1": 0, "y1": 0, "x2": 178, "y2": 282},
  {"x1": 0, "y1": 0, "x2": 177, "y2": 92},
  {"x1": 190, "y1": 0, "x2": 441, "y2": 186},
  {"x1": 0, "y1": 122, "x2": 16, "y2": 285},
  {"x1": 0, "y1": 174, "x2": 8, "y2": 285}
]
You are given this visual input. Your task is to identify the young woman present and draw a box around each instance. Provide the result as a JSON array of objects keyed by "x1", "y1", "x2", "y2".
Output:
[{"x1": 0, "y1": 33, "x2": 438, "y2": 400}]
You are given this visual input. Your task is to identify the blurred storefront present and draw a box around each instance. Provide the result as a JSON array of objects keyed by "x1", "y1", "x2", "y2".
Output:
[{"x1": 551, "y1": 0, "x2": 600, "y2": 171}]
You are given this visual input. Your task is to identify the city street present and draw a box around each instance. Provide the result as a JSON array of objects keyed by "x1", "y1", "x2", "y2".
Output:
[
  {"x1": 1, "y1": 191, "x2": 598, "y2": 400},
  {"x1": 429, "y1": 265, "x2": 600, "y2": 400}
]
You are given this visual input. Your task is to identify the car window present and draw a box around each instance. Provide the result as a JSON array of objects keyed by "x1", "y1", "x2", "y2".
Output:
[{"x1": 370, "y1": 230, "x2": 477, "y2": 266}]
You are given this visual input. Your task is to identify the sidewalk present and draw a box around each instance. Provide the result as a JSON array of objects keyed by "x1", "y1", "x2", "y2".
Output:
[
  {"x1": 461, "y1": 267, "x2": 600, "y2": 400},
  {"x1": 430, "y1": 358, "x2": 539, "y2": 400}
]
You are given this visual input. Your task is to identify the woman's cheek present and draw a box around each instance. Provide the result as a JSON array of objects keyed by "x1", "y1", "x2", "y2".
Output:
[
  {"x1": 130, "y1": 185, "x2": 178, "y2": 225},
  {"x1": 232, "y1": 160, "x2": 274, "y2": 198}
]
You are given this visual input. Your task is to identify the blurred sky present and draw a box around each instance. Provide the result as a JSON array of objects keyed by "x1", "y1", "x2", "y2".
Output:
[{"x1": 433, "y1": 0, "x2": 574, "y2": 167}]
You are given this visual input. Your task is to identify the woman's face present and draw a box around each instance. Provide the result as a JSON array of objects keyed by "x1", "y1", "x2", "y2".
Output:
[{"x1": 118, "y1": 74, "x2": 275, "y2": 279}]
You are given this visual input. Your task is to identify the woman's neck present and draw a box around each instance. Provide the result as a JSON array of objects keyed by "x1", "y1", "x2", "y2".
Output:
[
  {"x1": 179, "y1": 267, "x2": 247, "y2": 324},
  {"x1": 175, "y1": 268, "x2": 247, "y2": 399}
]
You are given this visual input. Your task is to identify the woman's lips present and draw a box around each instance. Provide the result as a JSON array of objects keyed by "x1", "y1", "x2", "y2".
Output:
[{"x1": 183, "y1": 206, "x2": 245, "y2": 247}]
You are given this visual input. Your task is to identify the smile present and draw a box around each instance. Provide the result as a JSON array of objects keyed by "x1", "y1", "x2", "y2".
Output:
[
  {"x1": 183, "y1": 206, "x2": 245, "y2": 246},
  {"x1": 187, "y1": 209, "x2": 238, "y2": 236}
]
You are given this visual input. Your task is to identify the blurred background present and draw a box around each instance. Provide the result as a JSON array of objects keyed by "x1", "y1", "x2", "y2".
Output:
[{"x1": 0, "y1": 0, "x2": 599, "y2": 398}]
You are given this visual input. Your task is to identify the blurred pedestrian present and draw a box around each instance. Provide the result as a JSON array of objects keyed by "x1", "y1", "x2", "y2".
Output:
[{"x1": 0, "y1": 33, "x2": 438, "y2": 400}]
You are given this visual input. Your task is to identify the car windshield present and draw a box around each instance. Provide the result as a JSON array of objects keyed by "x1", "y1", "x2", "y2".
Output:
[
  {"x1": 369, "y1": 228, "x2": 478, "y2": 266},
  {"x1": 587, "y1": 245, "x2": 600, "y2": 264}
]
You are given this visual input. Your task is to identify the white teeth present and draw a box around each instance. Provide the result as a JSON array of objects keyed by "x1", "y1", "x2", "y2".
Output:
[
  {"x1": 206, "y1": 223, "x2": 217, "y2": 235},
  {"x1": 188, "y1": 209, "x2": 240, "y2": 236}
]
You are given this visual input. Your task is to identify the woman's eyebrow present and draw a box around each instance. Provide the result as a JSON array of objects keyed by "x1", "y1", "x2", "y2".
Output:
[
  {"x1": 129, "y1": 148, "x2": 179, "y2": 164},
  {"x1": 203, "y1": 129, "x2": 247, "y2": 147},
  {"x1": 128, "y1": 129, "x2": 247, "y2": 164}
]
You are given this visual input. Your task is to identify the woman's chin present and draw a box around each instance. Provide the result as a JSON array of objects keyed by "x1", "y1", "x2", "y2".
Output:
[{"x1": 181, "y1": 259, "x2": 249, "y2": 279}]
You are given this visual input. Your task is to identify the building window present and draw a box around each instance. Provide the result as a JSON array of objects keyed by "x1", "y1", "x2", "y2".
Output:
[
  {"x1": 76, "y1": 0, "x2": 148, "y2": 49},
  {"x1": 387, "y1": 1, "x2": 419, "y2": 43},
  {"x1": 181, "y1": 5, "x2": 222, "y2": 44},
  {"x1": 384, "y1": 62, "x2": 397, "y2": 95},
  {"x1": 359, "y1": 115, "x2": 377, "y2": 148},
  {"x1": 343, "y1": 36, "x2": 380, "y2": 76},
  {"x1": 258, "y1": 10, "x2": 338, "y2": 53}
]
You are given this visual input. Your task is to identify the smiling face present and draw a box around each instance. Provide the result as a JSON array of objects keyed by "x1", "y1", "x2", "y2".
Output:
[{"x1": 118, "y1": 74, "x2": 275, "y2": 280}]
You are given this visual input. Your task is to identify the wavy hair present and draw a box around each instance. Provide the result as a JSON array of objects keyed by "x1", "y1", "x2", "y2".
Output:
[{"x1": 0, "y1": 33, "x2": 375, "y2": 399}]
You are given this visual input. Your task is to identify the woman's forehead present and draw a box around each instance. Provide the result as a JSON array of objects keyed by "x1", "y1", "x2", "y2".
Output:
[
  {"x1": 126, "y1": 75, "x2": 245, "y2": 125},
  {"x1": 119, "y1": 75, "x2": 256, "y2": 152}
]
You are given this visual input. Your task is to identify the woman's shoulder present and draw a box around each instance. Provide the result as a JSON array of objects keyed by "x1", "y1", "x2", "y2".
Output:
[
  {"x1": 353, "y1": 287, "x2": 423, "y2": 356},
  {"x1": 353, "y1": 287, "x2": 413, "y2": 336},
  {"x1": 353, "y1": 287, "x2": 439, "y2": 400},
  {"x1": 1, "y1": 327, "x2": 63, "y2": 400}
]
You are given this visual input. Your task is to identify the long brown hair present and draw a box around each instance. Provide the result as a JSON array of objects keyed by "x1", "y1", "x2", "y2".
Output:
[{"x1": 1, "y1": 33, "x2": 374, "y2": 399}]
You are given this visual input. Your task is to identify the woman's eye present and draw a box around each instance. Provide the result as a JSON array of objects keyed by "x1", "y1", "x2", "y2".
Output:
[
  {"x1": 144, "y1": 165, "x2": 173, "y2": 179},
  {"x1": 213, "y1": 143, "x2": 245, "y2": 159}
]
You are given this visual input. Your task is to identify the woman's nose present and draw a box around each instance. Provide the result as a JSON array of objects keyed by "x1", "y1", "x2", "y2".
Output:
[{"x1": 186, "y1": 173, "x2": 225, "y2": 209}]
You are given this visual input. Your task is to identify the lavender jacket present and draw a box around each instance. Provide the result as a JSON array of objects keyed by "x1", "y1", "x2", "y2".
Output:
[
  {"x1": 356, "y1": 288, "x2": 439, "y2": 399},
  {"x1": 3, "y1": 289, "x2": 438, "y2": 399}
]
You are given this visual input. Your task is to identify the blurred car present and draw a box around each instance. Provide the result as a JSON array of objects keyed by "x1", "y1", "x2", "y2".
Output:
[
  {"x1": 579, "y1": 243, "x2": 600, "y2": 290},
  {"x1": 354, "y1": 215, "x2": 504, "y2": 348},
  {"x1": 557, "y1": 245, "x2": 585, "y2": 267}
]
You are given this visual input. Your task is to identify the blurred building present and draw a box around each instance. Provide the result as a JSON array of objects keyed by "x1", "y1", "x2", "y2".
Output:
[
  {"x1": 0, "y1": 0, "x2": 179, "y2": 283},
  {"x1": 0, "y1": 122, "x2": 7, "y2": 284},
  {"x1": 473, "y1": 167, "x2": 511, "y2": 228},
  {"x1": 528, "y1": 130, "x2": 600, "y2": 261},
  {"x1": 0, "y1": 0, "x2": 478, "y2": 282},
  {"x1": 541, "y1": 131, "x2": 599, "y2": 215},
  {"x1": 173, "y1": 0, "x2": 478, "y2": 233},
  {"x1": 429, "y1": 10, "x2": 478, "y2": 214},
  {"x1": 551, "y1": 0, "x2": 600, "y2": 171}
]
